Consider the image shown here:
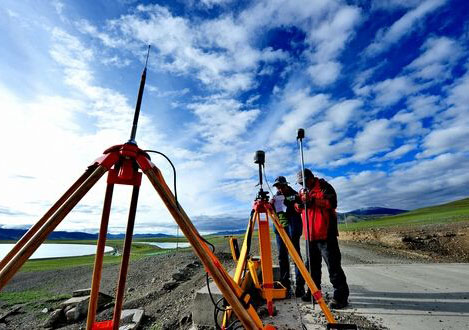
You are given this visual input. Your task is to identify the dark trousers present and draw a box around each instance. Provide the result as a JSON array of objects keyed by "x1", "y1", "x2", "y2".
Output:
[
  {"x1": 274, "y1": 226, "x2": 305, "y2": 291},
  {"x1": 305, "y1": 236, "x2": 349, "y2": 302}
]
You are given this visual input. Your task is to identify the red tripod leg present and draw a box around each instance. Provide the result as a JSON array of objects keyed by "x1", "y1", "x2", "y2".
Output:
[
  {"x1": 0, "y1": 165, "x2": 108, "y2": 290},
  {"x1": 0, "y1": 164, "x2": 98, "y2": 272},
  {"x1": 86, "y1": 183, "x2": 114, "y2": 330},
  {"x1": 142, "y1": 165, "x2": 262, "y2": 329},
  {"x1": 112, "y1": 185, "x2": 139, "y2": 330}
]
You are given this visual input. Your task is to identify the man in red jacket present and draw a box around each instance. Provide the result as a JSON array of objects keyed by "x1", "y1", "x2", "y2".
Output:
[{"x1": 295, "y1": 168, "x2": 350, "y2": 309}]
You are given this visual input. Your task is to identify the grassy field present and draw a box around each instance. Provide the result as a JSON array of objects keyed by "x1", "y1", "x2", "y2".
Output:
[{"x1": 339, "y1": 197, "x2": 469, "y2": 231}]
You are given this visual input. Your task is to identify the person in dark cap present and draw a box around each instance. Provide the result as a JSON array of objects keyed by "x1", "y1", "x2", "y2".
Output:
[
  {"x1": 270, "y1": 175, "x2": 305, "y2": 298},
  {"x1": 295, "y1": 169, "x2": 350, "y2": 309}
]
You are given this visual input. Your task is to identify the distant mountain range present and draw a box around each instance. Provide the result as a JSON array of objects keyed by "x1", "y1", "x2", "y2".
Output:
[
  {"x1": 343, "y1": 207, "x2": 408, "y2": 216},
  {"x1": 209, "y1": 229, "x2": 246, "y2": 236},
  {"x1": 0, "y1": 207, "x2": 410, "y2": 240},
  {"x1": 337, "y1": 207, "x2": 408, "y2": 223},
  {"x1": 0, "y1": 228, "x2": 174, "y2": 241}
]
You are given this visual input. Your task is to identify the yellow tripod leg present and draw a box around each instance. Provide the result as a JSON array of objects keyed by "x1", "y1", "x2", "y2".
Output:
[
  {"x1": 222, "y1": 212, "x2": 257, "y2": 327},
  {"x1": 257, "y1": 211, "x2": 275, "y2": 316},
  {"x1": 268, "y1": 208, "x2": 337, "y2": 325},
  {"x1": 233, "y1": 211, "x2": 256, "y2": 283}
]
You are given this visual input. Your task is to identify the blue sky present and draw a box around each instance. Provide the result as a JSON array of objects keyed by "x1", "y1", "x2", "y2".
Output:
[{"x1": 0, "y1": 0, "x2": 468, "y2": 234}]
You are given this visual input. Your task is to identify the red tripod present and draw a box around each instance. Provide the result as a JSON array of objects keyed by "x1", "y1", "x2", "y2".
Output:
[
  {"x1": 0, "y1": 47, "x2": 273, "y2": 329},
  {"x1": 0, "y1": 142, "x2": 275, "y2": 329}
]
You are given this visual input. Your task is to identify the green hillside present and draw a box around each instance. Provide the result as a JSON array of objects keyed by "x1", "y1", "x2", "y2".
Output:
[{"x1": 339, "y1": 197, "x2": 469, "y2": 231}]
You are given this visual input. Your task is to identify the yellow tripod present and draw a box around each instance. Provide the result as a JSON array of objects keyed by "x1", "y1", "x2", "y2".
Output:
[
  {"x1": 223, "y1": 150, "x2": 348, "y2": 328},
  {"x1": 226, "y1": 193, "x2": 337, "y2": 324}
]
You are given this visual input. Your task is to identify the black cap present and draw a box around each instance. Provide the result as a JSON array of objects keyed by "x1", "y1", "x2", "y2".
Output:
[
  {"x1": 273, "y1": 176, "x2": 288, "y2": 187},
  {"x1": 296, "y1": 169, "x2": 314, "y2": 184}
]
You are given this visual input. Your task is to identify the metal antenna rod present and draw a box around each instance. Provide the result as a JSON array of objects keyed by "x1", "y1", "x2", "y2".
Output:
[
  {"x1": 129, "y1": 45, "x2": 151, "y2": 145},
  {"x1": 297, "y1": 128, "x2": 314, "y2": 295}
]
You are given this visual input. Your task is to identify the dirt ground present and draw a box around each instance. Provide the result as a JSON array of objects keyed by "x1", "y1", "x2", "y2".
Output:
[
  {"x1": 0, "y1": 241, "x2": 237, "y2": 330},
  {"x1": 340, "y1": 221, "x2": 469, "y2": 262},
  {"x1": 0, "y1": 221, "x2": 468, "y2": 329}
]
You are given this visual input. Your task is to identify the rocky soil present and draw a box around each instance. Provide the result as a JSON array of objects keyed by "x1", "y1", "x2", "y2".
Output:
[
  {"x1": 340, "y1": 221, "x2": 469, "y2": 262},
  {"x1": 0, "y1": 243, "x2": 235, "y2": 330},
  {"x1": 0, "y1": 221, "x2": 467, "y2": 329}
]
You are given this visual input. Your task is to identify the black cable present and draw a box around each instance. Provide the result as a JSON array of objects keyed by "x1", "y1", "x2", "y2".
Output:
[
  {"x1": 199, "y1": 234, "x2": 215, "y2": 252},
  {"x1": 262, "y1": 164, "x2": 274, "y2": 196},
  {"x1": 144, "y1": 149, "x2": 178, "y2": 207},
  {"x1": 206, "y1": 273, "x2": 226, "y2": 311}
]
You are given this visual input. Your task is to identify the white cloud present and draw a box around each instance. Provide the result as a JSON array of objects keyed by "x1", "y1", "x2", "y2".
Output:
[
  {"x1": 305, "y1": 5, "x2": 361, "y2": 86},
  {"x1": 406, "y1": 36, "x2": 463, "y2": 80},
  {"x1": 365, "y1": 0, "x2": 448, "y2": 56},
  {"x1": 405, "y1": 94, "x2": 441, "y2": 119},
  {"x1": 77, "y1": 1, "x2": 363, "y2": 91},
  {"x1": 354, "y1": 119, "x2": 399, "y2": 160},
  {"x1": 270, "y1": 90, "x2": 330, "y2": 144},
  {"x1": 444, "y1": 69, "x2": 469, "y2": 124},
  {"x1": 371, "y1": 76, "x2": 420, "y2": 107},
  {"x1": 419, "y1": 125, "x2": 469, "y2": 157},
  {"x1": 326, "y1": 99, "x2": 363, "y2": 128},
  {"x1": 304, "y1": 138, "x2": 354, "y2": 167},
  {"x1": 371, "y1": 0, "x2": 426, "y2": 11},
  {"x1": 187, "y1": 97, "x2": 260, "y2": 152},
  {"x1": 307, "y1": 5, "x2": 362, "y2": 61},
  {"x1": 380, "y1": 144, "x2": 416, "y2": 160},
  {"x1": 307, "y1": 61, "x2": 341, "y2": 86},
  {"x1": 417, "y1": 69, "x2": 469, "y2": 158},
  {"x1": 199, "y1": 0, "x2": 234, "y2": 8},
  {"x1": 333, "y1": 153, "x2": 469, "y2": 211}
]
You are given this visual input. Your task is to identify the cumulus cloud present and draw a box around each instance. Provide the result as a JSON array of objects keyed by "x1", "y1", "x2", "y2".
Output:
[
  {"x1": 371, "y1": 0, "x2": 427, "y2": 11},
  {"x1": 326, "y1": 99, "x2": 363, "y2": 128},
  {"x1": 333, "y1": 153, "x2": 469, "y2": 211},
  {"x1": 307, "y1": 61, "x2": 341, "y2": 86},
  {"x1": 379, "y1": 144, "x2": 416, "y2": 160},
  {"x1": 406, "y1": 36, "x2": 463, "y2": 81},
  {"x1": 365, "y1": 0, "x2": 448, "y2": 56},
  {"x1": 307, "y1": 5, "x2": 362, "y2": 61},
  {"x1": 420, "y1": 126, "x2": 469, "y2": 157},
  {"x1": 306, "y1": 5, "x2": 362, "y2": 86},
  {"x1": 370, "y1": 76, "x2": 420, "y2": 107},
  {"x1": 270, "y1": 90, "x2": 330, "y2": 144},
  {"x1": 187, "y1": 97, "x2": 260, "y2": 152},
  {"x1": 354, "y1": 119, "x2": 399, "y2": 161}
]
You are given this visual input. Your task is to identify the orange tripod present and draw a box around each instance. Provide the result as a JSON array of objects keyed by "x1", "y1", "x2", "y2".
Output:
[{"x1": 0, "y1": 142, "x2": 272, "y2": 329}]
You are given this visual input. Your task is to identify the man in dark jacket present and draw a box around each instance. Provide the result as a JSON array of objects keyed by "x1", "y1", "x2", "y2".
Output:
[
  {"x1": 295, "y1": 169, "x2": 350, "y2": 309},
  {"x1": 271, "y1": 176, "x2": 305, "y2": 298}
]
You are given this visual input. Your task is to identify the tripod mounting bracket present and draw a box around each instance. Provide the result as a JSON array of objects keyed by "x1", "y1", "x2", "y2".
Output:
[
  {"x1": 255, "y1": 189, "x2": 269, "y2": 202},
  {"x1": 253, "y1": 199, "x2": 272, "y2": 213}
]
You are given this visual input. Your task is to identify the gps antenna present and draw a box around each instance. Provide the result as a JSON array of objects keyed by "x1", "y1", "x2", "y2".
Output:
[{"x1": 128, "y1": 45, "x2": 151, "y2": 145}]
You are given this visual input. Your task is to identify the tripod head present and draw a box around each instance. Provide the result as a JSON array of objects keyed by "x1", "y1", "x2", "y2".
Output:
[{"x1": 254, "y1": 150, "x2": 269, "y2": 201}]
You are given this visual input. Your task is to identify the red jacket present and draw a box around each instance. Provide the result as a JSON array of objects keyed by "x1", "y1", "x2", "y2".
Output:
[{"x1": 295, "y1": 178, "x2": 338, "y2": 240}]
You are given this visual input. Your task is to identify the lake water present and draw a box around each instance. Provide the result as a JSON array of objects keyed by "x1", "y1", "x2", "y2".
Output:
[
  {"x1": 0, "y1": 244, "x2": 114, "y2": 260},
  {"x1": 139, "y1": 242, "x2": 191, "y2": 249}
]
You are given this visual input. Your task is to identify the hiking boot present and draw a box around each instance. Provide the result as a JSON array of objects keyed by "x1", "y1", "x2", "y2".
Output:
[
  {"x1": 329, "y1": 299, "x2": 349, "y2": 309},
  {"x1": 301, "y1": 292, "x2": 312, "y2": 302}
]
